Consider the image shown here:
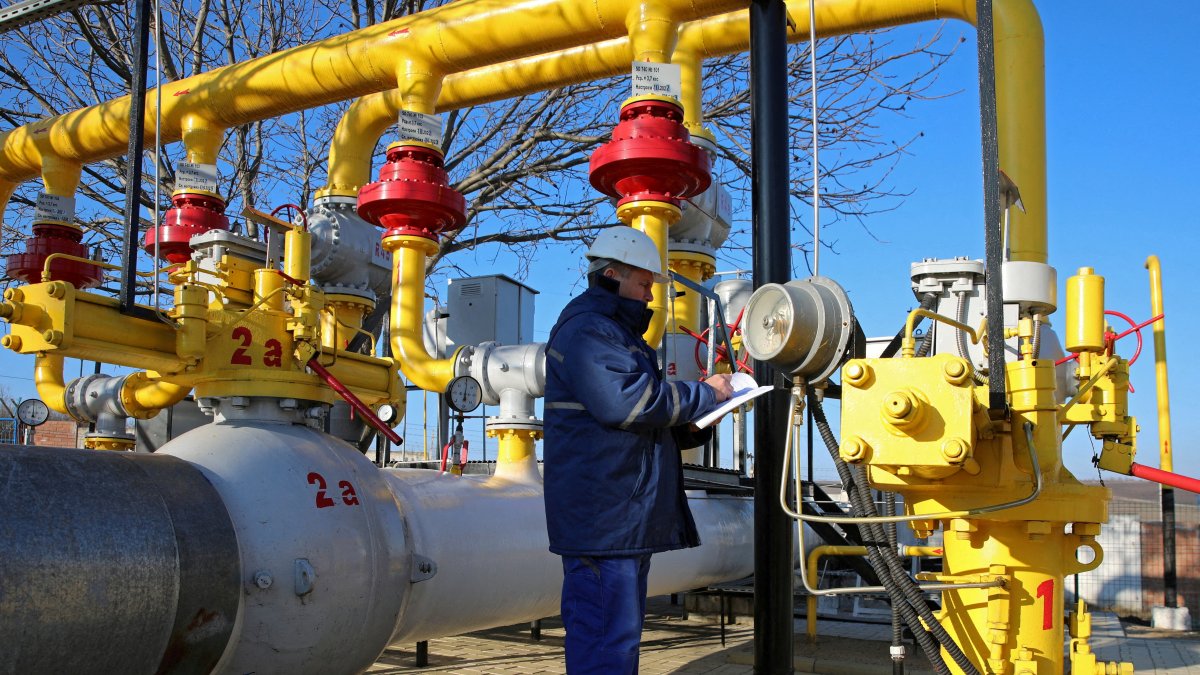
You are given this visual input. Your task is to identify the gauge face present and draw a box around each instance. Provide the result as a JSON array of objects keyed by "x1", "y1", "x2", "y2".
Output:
[
  {"x1": 446, "y1": 376, "x2": 483, "y2": 413},
  {"x1": 16, "y1": 399, "x2": 49, "y2": 427},
  {"x1": 375, "y1": 403, "x2": 398, "y2": 424}
]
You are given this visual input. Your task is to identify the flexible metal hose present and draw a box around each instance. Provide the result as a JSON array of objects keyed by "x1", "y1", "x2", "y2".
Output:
[
  {"x1": 811, "y1": 394, "x2": 980, "y2": 675},
  {"x1": 955, "y1": 291, "x2": 988, "y2": 385},
  {"x1": 884, "y1": 492, "x2": 905, "y2": 675}
]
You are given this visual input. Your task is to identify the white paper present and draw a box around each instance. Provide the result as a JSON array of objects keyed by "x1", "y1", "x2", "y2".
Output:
[
  {"x1": 176, "y1": 162, "x2": 219, "y2": 193},
  {"x1": 34, "y1": 193, "x2": 74, "y2": 222},
  {"x1": 692, "y1": 372, "x2": 773, "y2": 429},
  {"x1": 398, "y1": 110, "x2": 443, "y2": 145}
]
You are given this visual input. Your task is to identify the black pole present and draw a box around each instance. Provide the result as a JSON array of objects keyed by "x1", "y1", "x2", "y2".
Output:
[
  {"x1": 975, "y1": 0, "x2": 1007, "y2": 416},
  {"x1": 1163, "y1": 486, "x2": 1177, "y2": 607},
  {"x1": 750, "y1": 0, "x2": 794, "y2": 672},
  {"x1": 118, "y1": 0, "x2": 154, "y2": 318}
]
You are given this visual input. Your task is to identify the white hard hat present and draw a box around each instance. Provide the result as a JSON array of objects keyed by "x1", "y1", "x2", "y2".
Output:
[{"x1": 585, "y1": 227, "x2": 669, "y2": 283}]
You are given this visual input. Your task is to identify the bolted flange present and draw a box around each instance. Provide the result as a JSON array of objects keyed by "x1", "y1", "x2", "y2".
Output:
[
  {"x1": 145, "y1": 192, "x2": 231, "y2": 263},
  {"x1": 357, "y1": 143, "x2": 465, "y2": 242},
  {"x1": 7, "y1": 223, "x2": 103, "y2": 288},
  {"x1": 589, "y1": 96, "x2": 711, "y2": 206}
]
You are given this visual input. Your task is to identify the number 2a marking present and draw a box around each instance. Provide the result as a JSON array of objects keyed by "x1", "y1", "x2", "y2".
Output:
[
  {"x1": 231, "y1": 326, "x2": 253, "y2": 365},
  {"x1": 308, "y1": 472, "x2": 335, "y2": 508},
  {"x1": 1036, "y1": 579, "x2": 1055, "y2": 630}
]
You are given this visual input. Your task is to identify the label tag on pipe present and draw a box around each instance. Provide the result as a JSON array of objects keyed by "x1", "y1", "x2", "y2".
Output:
[
  {"x1": 398, "y1": 110, "x2": 442, "y2": 146},
  {"x1": 34, "y1": 193, "x2": 74, "y2": 223},
  {"x1": 176, "y1": 162, "x2": 219, "y2": 194},
  {"x1": 632, "y1": 61, "x2": 681, "y2": 100}
]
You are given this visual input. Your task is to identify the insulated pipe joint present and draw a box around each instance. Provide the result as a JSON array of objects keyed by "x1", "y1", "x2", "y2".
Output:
[
  {"x1": 357, "y1": 144, "x2": 465, "y2": 242},
  {"x1": 466, "y1": 341, "x2": 547, "y2": 406},
  {"x1": 7, "y1": 222, "x2": 103, "y2": 289},
  {"x1": 146, "y1": 191, "x2": 231, "y2": 263},
  {"x1": 590, "y1": 96, "x2": 711, "y2": 207}
]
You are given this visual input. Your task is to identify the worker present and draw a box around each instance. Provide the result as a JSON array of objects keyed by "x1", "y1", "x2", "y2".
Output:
[{"x1": 543, "y1": 227, "x2": 736, "y2": 674}]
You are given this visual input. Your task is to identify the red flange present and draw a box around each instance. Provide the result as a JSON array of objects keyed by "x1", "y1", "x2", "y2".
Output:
[
  {"x1": 144, "y1": 192, "x2": 230, "y2": 263},
  {"x1": 357, "y1": 144, "x2": 466, "y2": 241},
  {"x1": 7, "y1": 223, "x2": 103, "y2": 288},
  {"x1": 589, "y1": 98, "x2": 712, "y2": 206}
]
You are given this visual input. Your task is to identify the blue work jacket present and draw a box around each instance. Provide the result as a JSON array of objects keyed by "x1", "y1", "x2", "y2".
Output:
[{"x1": 543, "y1": 284, "x2": 717, "y2": 557}]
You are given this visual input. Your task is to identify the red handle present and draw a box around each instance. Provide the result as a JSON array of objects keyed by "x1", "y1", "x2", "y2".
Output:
[
  {"x1": 307, "y1": 357, "x2": 402, "y2": 446},
  {"x1": 1130, "y1": 463, "x2": 1200, "y2": 494}
]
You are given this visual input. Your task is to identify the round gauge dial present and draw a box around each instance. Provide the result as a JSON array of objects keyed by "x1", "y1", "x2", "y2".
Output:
[
  {"x1": 446, "y1": 376, "x2": 483, "y2": 413},
  {"x1": 375, "y1": 403, "x2": 399, "y2": 424},
  {"x1": 17, "y1": 399, "x2": 50, "y2": 427}
]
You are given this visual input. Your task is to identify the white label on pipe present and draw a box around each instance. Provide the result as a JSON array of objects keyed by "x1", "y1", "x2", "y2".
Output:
[
  {"x1": 176, "y1": 162, "x2": 219, "y2": 193},
  {"x1": 715, "y1": 183, "x2": 733, "y2": 224},
  {"x1": 631, "y1": 61, "x2": 681, "y2": 100},
  {"x1": 34, "y1": 193, "x2": 74, "y2": 222},
  {"x1": 397, "y1": 110, "x2": 443, "y2": 145}
]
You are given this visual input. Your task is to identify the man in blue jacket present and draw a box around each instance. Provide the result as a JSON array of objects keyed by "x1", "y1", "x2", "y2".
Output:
[{"x1": 543, "y1": 227, "x2": 734, "y2": 674}]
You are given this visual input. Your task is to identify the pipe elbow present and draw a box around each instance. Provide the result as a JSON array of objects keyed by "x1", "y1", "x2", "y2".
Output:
[
  {"x1": 321, "y1": 91, "x2": 403, "y2": 199},
  {"x1": 389, "y1": 239, "x2": 459, "y2": 392},
  {"x1": 180, "y1": 114, "x2": 224, "y2": 165},
  {"x1": 33, "y1": 354, "x2": 69, "y2": 415},
  {"x1": 121, "y1": 372, "x2": 192, "y2": 419}
]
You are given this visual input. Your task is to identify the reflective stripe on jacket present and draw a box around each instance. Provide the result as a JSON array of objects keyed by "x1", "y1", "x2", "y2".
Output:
[{"x1": 543, "y1": 284, "x2": 716, "y2": 557}]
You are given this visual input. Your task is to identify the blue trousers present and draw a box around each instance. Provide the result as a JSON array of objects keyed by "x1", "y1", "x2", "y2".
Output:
[{"x1": 560, "y1": 554, "x2": 652, "y2": 674}]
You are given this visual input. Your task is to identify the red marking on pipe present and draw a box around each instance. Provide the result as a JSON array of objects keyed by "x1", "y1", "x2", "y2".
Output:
[
  {"x1": 1130, "y1": 463, "x2": 1200, "y2": 495},
  {"x1": 173, "y1": 89, "x2": 190, "y2": 96},
  {"x1": 388, "y1": 28, "x2": 410, "y2": 36},
  {"x1": 306, "y1": 357, "x2": 402, "y2": 445}
]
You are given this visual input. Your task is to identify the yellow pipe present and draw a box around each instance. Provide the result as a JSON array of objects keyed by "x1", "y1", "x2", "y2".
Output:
[
  {"x1": 667, "y1": 251, "x2": 715, "y2": 335},
  {"x1": 494, "y1": 428, "x2": 539, "y2": 465},
  {"x1": 179, "y1": 114, "x2": 223, "y2": 166},
  {"x1": 903, "y1": 308, "x2": 979, "y2": 358},
  {"x1": 0, "y1": 0, "x2": 743, "y2": 199},
  {"x1": 804, "y1": 544, "x2": 943, "y2": 640},
  {"x1": 120, "y1": 371, "x2": 192, "y2": 418},
  {"x1": 321, "y1": 0, "x2": 1046, "y2": 261},
  {"x1": 1145, "y1": 255, "x2": 1173, "y2": 473},
  {"x1": 617, "y1": 200, "x2": 679, "y2": 348},
  {"x1": 33, "y1": 353, "x2": 69, "y2": 414},
  {"x1": 388, "y1": 235, "x2": 459, "y2": 392}
]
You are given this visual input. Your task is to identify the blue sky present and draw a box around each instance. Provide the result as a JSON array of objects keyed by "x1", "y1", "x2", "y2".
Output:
[{"x1": 1, "y1": 2, "x2": 1196, "y2": 484}]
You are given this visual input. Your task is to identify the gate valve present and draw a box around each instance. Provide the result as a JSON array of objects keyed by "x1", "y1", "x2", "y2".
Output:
[
  {"x1": 144, "y1": 191, "x2": 230, "y2": 263},
  {"x1": 589, "y1": 96, "x2": 711, "y2": 207},
  {"x1": 7, "y1": 222, "x2": 102, "y2": 288},
  {"x1": 356, "y1": 143, "x2": 466, "y2": 242}
]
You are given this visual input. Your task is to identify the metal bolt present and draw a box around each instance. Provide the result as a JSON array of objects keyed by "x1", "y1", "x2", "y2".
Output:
[
  {"x1": 230, "y1": 396, "x2": 250, "y2": 409},
  {"x1": 279, "y1": 398, "x2": 298, "y2": 410},
  {"x1": 45, "y1": 282, "x2": 66, "y2": 299},
  {"x1": 883, "y1": 392, "x2": 914, "y2": 420},
  {"x1": 4, "y1": 288, "x2": 22, "y2": 302},
  {"x1": 844, "y1": 362, "x2": 872, "y2": 388},
  {"x1": 941, "y1": 438, "x2": 968, "y2": 463},
  {"x1": 1, "y1": 335, "x2": 19, "y2": 351},
  {"x1": 253, "y1": 570, "x2": 273, "y2": 589},
  {"x1": 840, "y1": 436, "x2": 870, "y2": 464},
  {"x1": 943, "y1": 359, "x2": 968, "y2": 384},
  {"x1": 42, "y1": 329, "x2": 64, "y2": 346}
]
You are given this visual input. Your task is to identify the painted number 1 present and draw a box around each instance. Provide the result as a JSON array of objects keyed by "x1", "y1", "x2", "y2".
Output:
[
  {"x1": 1036, "y1": 579, "x2": 1054, "y2": 630},
  {"x1": 307, "y1": 471, "x2": 359, "y2": 509}
]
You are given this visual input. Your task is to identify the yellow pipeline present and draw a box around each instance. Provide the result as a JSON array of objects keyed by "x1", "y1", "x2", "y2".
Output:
[
  {"x1": 321, "y1": 0, "x2": 1046, "y2": 260},
  {"x1": 804, "y1": 544, "x2": 942, "y2": 641},
  {"x1": 667, "y1": 252, "x2": 714, "y2": 334},
  {"x1": 0, "y1": 0, "x2": 743, "y2": 199},
  {"x1": 33, "y1": 353, "x2": 69, "y2": 414},
  {"x1": 1146, "y1": 255, "x2": 1173, "y2": 472},
  {"x1": 120, "y1": 372, "x2": 192, "y2": 418},
  {"x1": 617, "y1": 200, "x2": 678, "y2": 347},
  {"x1": 388, "y1": 235, "x2": 459, "y2": 392}
]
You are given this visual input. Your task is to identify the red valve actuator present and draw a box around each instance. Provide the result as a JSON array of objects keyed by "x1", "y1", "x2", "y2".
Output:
[{"x1": 357, "y1": 144, "x2": 465, "y2": 242}]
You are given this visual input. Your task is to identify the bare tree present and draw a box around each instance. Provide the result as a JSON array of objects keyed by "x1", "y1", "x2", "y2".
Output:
[{"x1": 0, "y1": 0, "x2": 959, "y2": 294}]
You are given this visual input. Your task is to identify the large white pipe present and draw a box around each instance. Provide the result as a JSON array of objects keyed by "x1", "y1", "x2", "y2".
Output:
[{"x1": 386, "y1": 472, "x2": 754, "y2": 644}]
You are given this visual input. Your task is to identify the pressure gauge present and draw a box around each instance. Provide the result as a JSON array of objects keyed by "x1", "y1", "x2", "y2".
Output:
[
  {"x1": 375, "y1": 403, "x2": 399, "y2": 425},
  {"x1": 446, "y1": 376, "x2": 483, "y2": 413},
  {"x1": 16, "y1": 399, "x2": 49, "y2": 427}
]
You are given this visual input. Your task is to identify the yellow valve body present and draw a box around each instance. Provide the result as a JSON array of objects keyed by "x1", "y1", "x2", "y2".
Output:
[{"x1": 1065, "y1": 267, "x2": 1105, "y2": 353}]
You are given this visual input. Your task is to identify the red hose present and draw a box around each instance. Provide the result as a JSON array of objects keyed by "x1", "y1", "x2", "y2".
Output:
[{"x1": 1130, "y1": 463, "x2": 1200, "y2": 495}]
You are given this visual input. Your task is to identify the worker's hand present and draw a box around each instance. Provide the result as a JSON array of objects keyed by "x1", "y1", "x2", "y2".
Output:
[{"x1": 702, "y1": 373, "x2": 735, "y2": 402}]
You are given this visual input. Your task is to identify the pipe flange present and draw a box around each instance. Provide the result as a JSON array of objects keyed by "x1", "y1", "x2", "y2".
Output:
[{"x1": 484, "y1": 418, "x2": 544, "y2": 433}]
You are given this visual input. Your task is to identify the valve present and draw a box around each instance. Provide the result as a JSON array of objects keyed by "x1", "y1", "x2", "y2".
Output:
[
  {"x1": 589, "y1": 96, "x2": 711, "y2": 206},
  {"x1": 356, "y1": 143, "x2": 466, "y2": 242},
  {"x1": 7, "y1": 222, "x2": 103, "y2": 288},
  {"x1": 144, "y1": 191, "x2": 231, "y2": 263}
]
